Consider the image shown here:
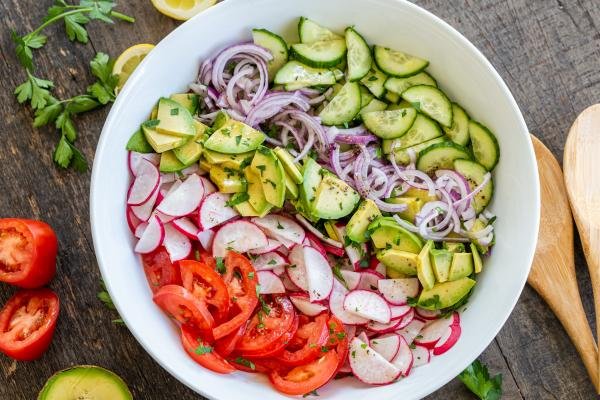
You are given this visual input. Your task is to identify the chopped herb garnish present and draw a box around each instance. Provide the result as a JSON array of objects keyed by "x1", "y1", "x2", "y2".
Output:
[
  {"x1": 276, "y1": 221, "x2": 284, "y2": 229},
  {"x1": 458, "y1": 360, "x2": 503, "y2": 400},
  {"x1": 235, "y1": 135, "x2": 242, "y2": 145},
  {"x1": 234, "y1": 357, "x2": 255, "y2": 370},
  {"x1": 255, "y1": 164, "x2": 266, "y2": 175},
  {"x1": 267, "y1": 259, "x2": 277, "y2": 265},
  {"x1": 248, "y1": 271, "x2": 255, "y2": 279},
  {"x1": 360, "y1": 343, "x2": 367, "y2": 349},
  {"x1": 215, "y1": 257, "x2": 226, "y2": 274},
  {"x1": 368, "y1": 75, "x2": 378, "y2": 81},
  {"x1": 303, "y1": 390, "x2": 319, "y2": 397},
  {"x1": 170, "y1": 107, "x2": 179, "y2": 116},
  {"x1": 225, "y1": 192, "x2": 249, "y2": 207},
  {"x1": 194, "y1": 344, "x2": 213, "y2": 355}
]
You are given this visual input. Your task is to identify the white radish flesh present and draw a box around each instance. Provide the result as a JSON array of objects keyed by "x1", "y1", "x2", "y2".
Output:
[
  {"x1": 289, "y1": 294, "x2": 328, "y2": 317},
  {"x1": 196, "y1": 229, "x2": 214, "y2": 251},
  {"x1": 357, "y1": 270, "x2": 384, "y2": 291},
  {"x1": 373, "y1": 261, "x2": 386, "y2": 276},
  {"x1": 349, "y1": 338, "x2": 401, "y2": 385},
  {"x1": 395, "y1": 308, "x2": 415, "y2": 330},
  {"x1": 370, "y1": 334, "x2": 401, "y2": 362},
  {"x1": 131, "y1": 186, "x2": 160, "y2": 221},
  {"x1": 303, "y1": 246, "x2": 334, "y2": 301},
  {"x1": 390, "y1": 305, "x2": 412, "y2": 320},
  {"x1": 172, "y1": 217, "x2": 199, "y2": 239},
  {"x1": 397, "y1": 319, "x2": 426, "y2": 345},
  {"x1": 127, "y1": 159, "x2": 160, "y2": 206},
  {"x1": 415, "y1": 307, "x2": 441, "y2": 320},
  {"x1": 134, "y1": 216, "x2": 164, "y2": 254},
  {"x1": 163, "y1": 223, "x2": 192, "y2": 262},
  {"x1": 252, "y1": 215, "x2": 305, "y2": 245},
  {"x1": 198, "y1": 192, "x2": 238, "y2": 230},
  {"x1": 281, "y1": 273, "x2": 302, "y2": 292},
  {"x1": 156, "y1": 174, "x2": 204, "y2": 217},
  {"x1": 127, "y1": 208, "x2": 141, "y2": 233},
  {"x1": 366, "y1": 318, "x2": 402, "y2": 334},
  {"x1": 257, "y1": 271, "x2": 285, "y2": 294},
  {"x1": 414, "y1": 312, "x2": 459, "y2": 348},
  {"x1": 378, "y1": 278, "x2": 420, "y2": 305},
  {"x1": 248, "y1": 238, "x2": 283, "y2": 255},
  {"x1": 134, "y1": 222, "x2": 148, "y2": 238},
  {"x1": 129, "y1": 151, "x2": 160, "y2": 176},
  {"x1": 344, "y1": 290, "x2": 391, "y2": 324},
  {"x1": 252, "y1": 252, "x2": 288, "y2": 271},
  {"x1": 287, "y1": 245, "x2": 309, "y2": 291},
  {"x1": 432, "y1": 324, "x2": 461, "y2": 356},
  {"x1": 391, "y1": 336, "x2": 413, "y2": 376},
  {"x1": 329, "y1": 280, "x2": 369, "y2": 325},
  {"x1": 340, "y1": 270, "x2": 361, "y2": 290},
  {"x1": 212, "y1": 220, "x2": 268, "y2": 258},
  {"x1": 357, "y1": 331, "x2": 370, "y2": 344},
  {"x1": 411, "y1": 344, "x2": 431, "y2": 368},
  {"x1": 200, "y1": 176, "x2": 217, "y2": 194}
]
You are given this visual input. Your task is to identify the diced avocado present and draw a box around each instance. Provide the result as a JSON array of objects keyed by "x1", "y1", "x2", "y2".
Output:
[
  {"x1": 404, "y1": 187, "x2": 437, "y2": 203},
  {"x1": 170, "y1": 93, "x2": 199, "y2": 115},
  {"x1": 324, "y1": 221, "x2": 340, "y2": 241},
  {"x1": 312, "y1": 174, "x2": 360, "y2": 219},
  {"x1": 209, "y1": 165, "x2": 247, "y2": 193},
  {"x1": 142, "y1": 121, "x2": 187, "y2": 153},
  {"x1": 376, "y1": 248, "x2": 418, "y2": 276},
  {"x1": 299, "y1": 158, "x2": 323, "y2": 220},
  {"x1": 430, "y1": 248, "x2": 453, "y2": 283},
  {"x1": 417, "y1": 240, "x2": 435, "y2": 290},
  {"x1": 173, "y1": 121, "x2": 208, "y2": 166},
  {"x1": 274, "y1": 147, "x2": 303, "y2": 184},
  {"x1": 368, "y1": 217, "x2": 423, "y2": 253},
  {"x1": 251, "y1": 146, "x2": 286, "y2": 207},
  {"x1": 156, "y1": 97, "x2": 196, "y2": 138},
  {"x1": 126, "y1": 129, "x2": 154, "y2": 153},
  {"x1": 471, "y1": 243, "x2": 483, "y2": 273},
  {"x1": 203, "y1": 150, "x2": 255, "y2": 169},
  {"x1": 245, "y1": 167, "x2": 271, "y2": 215},
  {"x1": 284, "y1": 171, "x2": 299, "y2": 199},
  {"x1": 448, "y1": 252, "x2": 474, "y2": 281},
  {"x1": 418, "y1": 277, "x2": 476, "y2": 310},
  {"x1": 212, "y1": 110, "x2": 230, "y2": 129},
  {"x1": 386, "y1": 197, "x2": 423, "y2": 222},
  {"x1": 234, "y1": 200, "x2": 261, "y2": 217},
  {"x1": 443, "y1": 242, "x2": 466, "y2": 253},
  {"x1": 204, "y1": 119, "x2": 265, "y2": 154},
  {"x1": 198, "y1": 158, "x2": 212, "y2": 174},
  {"x1": 159, "y1": 150, "x2": 186, "y2": 172},
  {"x1": 38, "y1": 365, "x2": 132, "y2": 400},
  {"x1": 386, "y1": 268, "x2": 410, "y2": 279},
  {"x1": 470, "y1": 219, "x2": 492, "y2": 254},
  {"x1": 346, "y1": 200, "x2": 382, "y2": 243},
  {"x1": 150, "y1": 104, "x2": 158, "y2": 120}
]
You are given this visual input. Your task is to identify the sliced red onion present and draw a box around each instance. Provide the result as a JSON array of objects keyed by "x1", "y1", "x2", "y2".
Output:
[
  {"x1": 453, "y1": 172, "x2": 492, "y2": 209},
  {"x1": 334, "y1": 134, "x2": 379, "y2": 145},
  {"x1": 392, "y1": 214, "x2": 420, "y2": 233}
]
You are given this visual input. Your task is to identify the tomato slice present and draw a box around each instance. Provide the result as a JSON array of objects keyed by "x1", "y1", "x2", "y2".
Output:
[
  {"x1": 142, "y1": 247, "x2": 181, "y2": 293},
  {"x1": 244, "y1": 313, "x2": 298, "y2": 359},
  {"x1": 269, "y1": 351, "x2": 339, "y2": 395},
  {"x1": 153, "y1": 285, "x2": 214, "y2": 338},
  {"x1": 276, "y1": 313, "x2": 329, "y2": 366},
  {"x1": 181, "y1": 324, "x2": 235, "y2": 374},
  {"x1": 0, "y1": 289, "x2": 59, "y2": 360},
  {"x1": 0, "y1": 219, "x2": 57, "y2": 288},
  {"x1": 325, "y1": 316, "x2": 349, "y2": 372},
  {"x1": 180, "y1": 260, "x2": 230, "y2": 321},
  {"x1": 212, "y1": 252, "x2": 258, "y2": 340},
  {"x1": 214, "y1": 322, "x2": 246, "y2": 358}
]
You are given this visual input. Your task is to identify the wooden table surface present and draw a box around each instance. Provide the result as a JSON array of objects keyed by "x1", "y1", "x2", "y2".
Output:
[{"x1": 1, "y1": 0, "x2": 599, "y2": 399}]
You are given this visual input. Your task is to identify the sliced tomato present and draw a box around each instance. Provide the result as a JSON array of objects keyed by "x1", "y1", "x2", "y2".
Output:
[
  {"x1": 153, "y1": 285, "x2": 214, "y2": 339},
  {"x1": 0, "y1": 219, "x2": 57, "y2": 288},
  {"x1": 214, "y1": 322, "x2": 246, "y2": 358},
  {"x1": 269, "y1": 351, "x2": 339, "y2": 395},
  {"x1": 229, "y1": 356, "x2": 284, "y2": 374},
  {"x1": 180, "y1": 260, "x2": 230, "y2": 321},
  {"x1": 244, "y1": 313, "x2": 298, "y2": 359},
  {"x1": 0, "y1": 289, "x2": 59, "y2": 360},
  {"x1": 212, "y1": 252, "x2": 258, "y2": 340},
  {"x1": 325, "y1": 316, "x2": 349, "y2": 372},
  {"x1": 142, "y1": 247, "x2": 181, "y2": 293},
  {"x1": 276, "y1": 313, "x2": 329, "y2": 366},
  {"x1": 181, "y1": 324, "x2": 235, "y2": 374}
]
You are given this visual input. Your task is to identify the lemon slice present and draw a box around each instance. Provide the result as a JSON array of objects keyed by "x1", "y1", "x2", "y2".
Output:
[
  {"x1": 112, "y1": 44, "x2": 155, "y2": 92},
  {"x1": 151, "y1": 0, "x2": 218, "y2": 21}
]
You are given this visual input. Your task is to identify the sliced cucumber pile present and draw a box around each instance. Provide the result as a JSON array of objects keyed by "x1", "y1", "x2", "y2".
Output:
[
  {"x1": 384, "y1": 72, "x2": 436, "y2": 95},
  {"x1": 443, "y1": 103, "x2": 470, "y2": 146},
  {"x1": 319, "y1": 81, "x2": 362, "y2": 125},
  {"x1": 345, "y1": 27, "x2": 372, "y2": 81},
  {"x1": 360, "y1": 65, "x2": 387, "y2": 98},
  {"x1": 388, "y1": 113, "x2": 442, "y2": 150},
  {"x1": 298, "y1": 17, "x2": 343, "y2": 43},
  {"x1": 362, "y1": 108, "x2": 417, "y2": 139},
  {"x1": 252, "y1": 28, "x2": 289, "y2": 80},
  {"x1": 454, "y1": 158, "x2": 494, "y2": 213},
  {"x1": 401, "y1": 85, "x2": 453, "y2": 128},
  {"x1": 373, "y1": 45, "x2": 429, "y2": 77},
  {"x1": 468, "y1": 120, "x2": 500, "y2": 170},
  {"x1": 274, "y1": 61, "x2": 339, "y2": 88},
  {"x1": 416, "y1": 142, "x2": 471, "y2": 173},
  {"x1": 291, "y1": 39, "x2": 347, "y2": 68}
]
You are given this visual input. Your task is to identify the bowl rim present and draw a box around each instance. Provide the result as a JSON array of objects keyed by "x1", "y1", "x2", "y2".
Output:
[{"x1": 90, "y1": 0, "x2": 540, "y2": 398}]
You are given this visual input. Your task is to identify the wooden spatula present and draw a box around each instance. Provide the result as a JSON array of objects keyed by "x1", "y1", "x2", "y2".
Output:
[
  {"x1": 563, "y1": 104, "x2": 600, "y2": 391},
  {"x1": 530, "y1": 135, "x2": 598, "y2": 391}
]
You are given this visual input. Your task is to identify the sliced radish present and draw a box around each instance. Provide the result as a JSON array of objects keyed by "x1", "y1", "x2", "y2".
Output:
[
  {"x1": 357, "y1": 331, "x2": 370, "y2": 344},
  {"x1": 181, "y1": 164, "x2": 199, "y2": 176},
  {"x1": 198, "y1": 192, "x2": 238, "y2": 230},
  {"x1": 281, "y1": 273, "x2": 302, "y2": 292},
  {"x1": 289, "y1": 294, "x2": 328, "y2": 317},
  {"x1": 415, "y1": 307, "x2": 441, "y2": 321},
  {"x1": 349, "y1": 338, "x2": 401, "y2": 385},
  {"x1": 160, "y1": 173, "x2": 177, "y2": 184},
  {"x1": 370, "y1": 334, "x2": 401, "y2": 362},
  {"x1": 272, "y1": 265, "x2": 285, "y2": 276},
  {"x1": 331, "y1": 224, "x2": 366, "y2": 268},
  {"x1": 164, "y1": 180, "x2": 182, "y2": 197},
  {"x1": 357, "y1": 270, "x2": 384, "y2": 291},
  {"x1": 212, "y1": 220, "x2": 268, "y2": 258},
  {"x1": 303, "y1": 233, "x2": 327, "y2": 258},
  {"x1": 432, "y1": 324, "x2": 461, "y2": 356},
  {"x1": 131, "y1": 186, "x2": 160, "y2": 221},
  {"x1": 338, "y1": 359, "x2": 352, "y2": 374},
  {"x1": 329, "y1": 280, "x2": 369, "y2": 325},
  {"x1": 366, "y1": 318, "x2": 402, "y2": 334},
  {"x1": 287, "y1": 246, "x2": 309, "y2": 291},
  {"x1": 414, "y1": 312, "x2": 459, "y2": 349},
  {"x1": 196, "y1": 229, "x2": 214, "y2": 250},
  {"x1": 200, "y1": 176, "x2": 217, "y2": 194},
  {"x1": 157, "y1": 174, "x2": 204, "y2": 217},
  {"x1": 252, "y1": 251, "x2": 288, "y2": 271},
  {"x1": 344, "y1": 324, "x2": 357, "y2": 339},
  {"x1": 295, "y1": 214, "x2": 344, "y2": 249},
  {"x1": 172, "y1": 217, "x2": 199, "y2": 239},
  {"x1": 344, "y1": 290, "x2": 391, "y2": 324},
  {"x1": 129, "y1": 151, "x2": 160, "y2": 176},
  {"x1": 163, "y1": 223, "x2": 192, "y2": 262},
  {"x1": 126, "y1": 207, "x2": 142, "y2": 233},
  {"x1": 303, "y1": 246, "x2": 333, "y2": 302},
  {"x1": 372, "y1": 261, "x2": 386, "y2": 276},
  {"x1": 390, "y1": 305, "x2": 412, "y2": 320},
  {"x1": 153, "y1": 210, "x2": 176, "y2": 224},
  {"x1": 127, "y1": 159, "x2": 160, "y2": 206},
  {"x1": 378, "y1": 278, "x2": 420, "y2": 305},
  {"x1": 248, "y1": 238, "x2": 282, "y2": 255},
  {"x1": 397, "y1": 318, "x2": 426, "y2": 345},
  {"x1": 257, "y1": 271, "x2": 285, "y2": 294},
  {"x1": 391, "y1": 336, "x2": 413, "y2": 376},
  {"x1": 134, "y1": 221, "x2": 148, "y2": 238},
  {"x1": 411, "y1": 344, "x2": 431, "y2": 368},
  {"x1": 340, "y1": 270, "x2": 361, "y2": 290},
  {"x1": 395, "y1": 308, "x2": 415, "y2": 330},
  {"x1": 134, "y1": 215, "x2": 164, "y2": 254},
  {"x1": 251, "y1": 215, "x2": 305, "y2": 245}
]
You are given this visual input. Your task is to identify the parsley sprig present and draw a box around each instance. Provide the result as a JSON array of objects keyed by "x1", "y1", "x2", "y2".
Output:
[
  {"x1": 458, "y1": 360, "x2": 502, "y2": 400},
  {"x1": 98, "y1": 281, "x2": 125, "y2": 325}
]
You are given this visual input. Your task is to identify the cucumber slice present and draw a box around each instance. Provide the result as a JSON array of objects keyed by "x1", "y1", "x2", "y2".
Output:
[
  {"x1": 389, "y1": 113, "x2": 442, "y2": 149},
  {"x1": 360, "y1": 65, "x2": 387, "y2": 98},
  {"x1": 443, "y1": 103, "x2": 470, "y2": 146},
  {"x1": 384, "y1": 72, "x2": 437, "y2": 95},
  {"x1": 454, "y1": 159, "x2": 493, "y2": 213},
  {"x1": 291, "y1": 39, "x2": 347, "y2": 68},
  {"x1": 319, "y1": 81, "x2": 362, "y2": 125},
  {"x1": 362, "y1": 108, "x2": 417, "y2": 139},
  {"x1": 373, "y1": 45, "x2": 429, "y2": 78},
  {"x1": 359, "y1": 98, "x2": 387, "y2": 117},
  {"x1": 252, "y1": 28, "x2": 289, "y2": 81},
  {"x1": 384, "y1": 90, "x2": 400, "y2": 104},
  {"x1": 391, "y1": 137, "x2": 446, "y2": 164},
  {"x1": 274, "y1": 61, "x2": 337, "y2": 88},
  {"x1": 298, "y1": 17, "x2": 343, "y2": 43},
  {"x1": 360, "y1": 85, "x2": 374, "y2": 108},
  {"x1": 38, "y1": 365, "x2": 132, "y2": 400},
  {"x1": 401, "y1": 85, "x2": 453, "y2": 128},
  {"x1": 468, "y1": 120, "x2": 500, "y2": 171},
  {"x1": 416, "y1": 142, "x2": 471, "y2": 173},
  {"x1": 345, "y1": 27, "x2": 372, "y2": 81}
]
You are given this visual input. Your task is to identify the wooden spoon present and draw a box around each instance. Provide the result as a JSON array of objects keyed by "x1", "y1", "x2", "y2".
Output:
[
  {"x1": 529, "y1": 135, "x2": 598, "y2": 391},
  {"x1": 563, "y1": 104, "x2": 600, "y2": 391}
]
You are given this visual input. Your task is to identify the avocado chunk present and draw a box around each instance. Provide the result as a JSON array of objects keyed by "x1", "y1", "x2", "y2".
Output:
[
  {"x1": 212, "y1": 110, "x2": 230, "y2": 129},
  {"x1": 126, "y1": 129, "x2": 154, "y2": 153},
  {"x1": 142, "y1": 121, "x2": 187, "y2": 153},
  {"x1": 160, "y1": 150, "x2": 186, "y2": 172},
  {"x1": 430, "y1": 248, "x2": 453, "y2": 283},
  {"x1": 324, "y1": 221, "x2": 339, "y2": 241},
  {"x1": 386, "y1": 197, "x2": 423, "y2": 222},
  {"x1": 173, "y1": 120, "x2": 208, "y2": 166},
  {"x1": 417, "y1": 240, "x2": 435, "y2": 290},
  {"x1": 150, "y1": 104, "x2": 158, "y2": 120},
  {"x1": 251, "y1": 146, "x2": 286, "y2": 207},
  {"x1": 274, "y1": 147, "x2": 303, "y2": 184},
  {"x1": 198, "y1": 158, "x2": 212, "y2": 174},
  {"x1": 346, "y1": 200, "x2": 382, "y2": 243},
  {"x1": 403, "y1": 187, "x2": 437, "y2": 202},
  {"x1": 470, "y1": 219, "x2": 492, "y2": 254},
  {"x1": 471, "y1": 243, "x2": 483, "y2": 273},
  {"x1": 245, "y1": 167, "x2": 271, "y2": 215},
  {"x1": 376, "y1": 248, "x2": 418, "y2": 276},
  {"x1": 203, "y1": 150, "x2": 255, "y2": 169},
  {"x1": 312, "y1": 173, "x2": 360, "y2": 219},
  {"x1": 170, "y1": 93, "x2": 199, "y2": 115},
  {"x1": 209, "y1": 165, "x2": 247, "y2": 193},
  {"x1": 234, "y1": 200, "x2": 261, "y2": 217},
  {"x1": 368, "y1": 217, "x2": 423, "y2": 253},
  {"x1": 418, "y1": 277, "x2": 476, "y2": 310},
  {"x1": 448, "y1": 252, "x2": 474, "y2": 281},
  {"x1": 284, "y1": 171, "x2": 299, "y2": 199},
  {"x1": 386, "y1": 268, "x2": 410, "y2": 279},
  {"x1": 204, "y1": 119, "x2": 266, "y2": 154},
  {"x1": 38, "y1": 365, "x2": 132, "y2": 400},
  {"x1": 156, "y1": 97, "x2": 196, "y2": 138},
  {"x1": 443, "y1": 242, "x2": 466, "y2": 253},
  {"x1": 298, "y1": 158, "x2": 323, "y2": 220}
]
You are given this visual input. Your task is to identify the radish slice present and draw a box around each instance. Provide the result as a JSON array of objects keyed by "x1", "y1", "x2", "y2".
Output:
[
  {"x1": 414, "y1": 312, "x2": 459, "y2": 348},
  {"x1": 252, "y1": 251, "x2": 288, "y2": 271},
  {"x1": 303, "y1": 246, "x2": 334, "y2": 301},
  {"x1": 131, "y1": 185, "x2": 160, "y2": 222},
  {"x1": 129, "y1": 151, "x2": 160, "y2": 176},
  {"x1": 127, "y1": 159, "x2": 160, "y2": 206},
  {"x1": 411, "y1": 344, "x2": 431, "y2": 368},
  {"x1": 331, "y1": 224, "x2": 366, "y2": 268},
  {"x1": 134, "y1": 222, "x2": 148, "y2": 238},
  {"x1": 395, "y1": 308, "x2": 415, "y2": 330},
  {"x1": 378, "y1": 278, "x2": 420, "y2": 305},
  {"x1": 397, "y1": 319, "x2": 426, "y2": 345},
  {"x1": 390, "y1": 305, "x2": 412, "y2": 320},
  {"x1": 349, "y1": 338, "x2": 401, "y2": 385},
  {"x1": 295, "y1": 214, "x2": 344, "y2": 248},
  {"x1": 303, "y1": 233, "x2": 327, "y2": 258},
  {"x1": 157, "y1": 174, "x2": 204, "y2": 217},
  {"x1": 357, "y1": 331, "x2": 370, "y2": 344},
  {"x1": 172, "y1": 217, "x2": 199, "y2": 239},
  {"x1": 415, "y1": 307, "x2": 441, "y2": 320},
  {"x1": 163, "y1": 223, "x2": 192, "y2": 262},
  {"x1": 366, "y1": 317, "x2": 402, "y2": 334},
  {"x1": 160, "y1": 173, "x2": 177, "y2": 185},
  {"x1": 134, "y1": 216, "x2": 164, "y2": 254},
  {"x1": 373, "y1": 261, "x2": 386, "y2": 276},
  {"x1": 357, "y1": 270, "x2": 384, "y2": 291},
  {"x1": 181, "y1": 164, "x2": 199, "y2": 176},
  {"x1": 200, "y1": 177, "x2": 217, "y2": 194},
  {"x1": 272, "y1": 265, "x2": 285, "y2": 276},
  {"x1": 212, "y1": 220, "x2": 268, "y2": 258},
  {"x1": 281, "y1": 273, "x2": 302, "y2": 292},
  {"x1": 248, "y1": 238, "x2": 282, "y2": 255},
  {"x1": 164, "y1": 180, "x2": 183, "y2": 197},
  {"x1": 370, "y1": 333, "x2": 401, "y2": 362},
  {"x1": 153, "y1": 211, "x2": 176, "y2": 224},
  {"x1": 127, "y1": 207, "x2": 142, "y2": 233},
  {"x1": 198, "y1": 192, "x2": 238, "y2": 230},
  {"x1": 344, "y1": 290, "x2": 391, "y2": 324},
  {"x1": 391, "y1": 336, "x2": 413, "y2": 376},
  {"x1": 344, "y1": 324, "x2": 357, "y2": 339},
  {"x1": 289, "y1": 294, "x2": 328, "y2": 317},
  {"x1": 287, "y1": 246, "x2": 309, "y2": 291},
  {"x1": 432, "y1": 324, "x2": 461, "y2": 356},
  {"x1": 251, "y1": 215, "x2": 305, "y2": 245},
  {"x1": 196, "y1": 229, "x2": 214, "y2": 250},
  {"x1": 329, "y1": 280, "x2": 369, "y2": 325},
  {"x1": 340, "y1": 270, "x2": 361, "y2": 290},
  {"x1": 257, "y1": 271, "x2": 285, "y2": 294}
]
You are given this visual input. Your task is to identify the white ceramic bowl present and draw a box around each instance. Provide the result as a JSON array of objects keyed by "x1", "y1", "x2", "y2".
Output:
[{"x1": 90, "y1": 0, "x2": 540, "y2": 398}]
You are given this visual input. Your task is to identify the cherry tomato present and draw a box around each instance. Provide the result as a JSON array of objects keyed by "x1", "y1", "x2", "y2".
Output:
[
  {"x1": 153, "y1": 285, "x2": 214, "y2": 338},
  {"x1": 214, "y1": 323, "x2": 246, "y2": 358},
  {"x1": 180, "y1": 260, "x2": 230, "y2": 321},
  {"x1": 142, "y1": 247, "x2": 181, "y2": 293},
  {"x1": 181, "y1": 324, "x2": 235, "y2": 374},
  {"x1": 0, "y1": 289, "x2": 59, "y2": 360},
  {"x1": 269, "y1": 351, "x2": 339, "y2": 395},
  {"x1": 276, "y1": 313, "x2": 329, "y2": 366},
  {"x1": 0, "y1": 219, "x2": 57, "y2": 288}
]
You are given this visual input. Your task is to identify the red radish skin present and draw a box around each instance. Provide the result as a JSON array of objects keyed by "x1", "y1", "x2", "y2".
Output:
[
  {"x1": 172, "y1": 217, "x2": 200, "y2": 239},
  {"x1": 344, "y1": 290, "x2": 391, "y2": 324},
  {"x1": 372, "y1": 261, "x2": 386, "y2": 276},
  {"x1": 257, "y1": 271, "x2": 285, "y2": 294},
  {"x1": 369, "y1": 334, "x2": 401, "y2": 362},
  {"x1": 286, "y1": 246, "x2": 309, "y2": 291},
  {"x1": 411, "y1": 344, "x2": 431, "y2": 368},
  {"x1": 127, "y1": 207, "x2": 142, "y2": 233},
  {"x1": 248, "y1": 238, "x2": 283, "y2": 255},
  {"x1": 415, "y1": 307, "x2": 442, "y2": 320},
  {"x1": 163, "y1": 223, "x2": 192, "y2": 262},
  {"x1": 289, "y1": 294, "x2": 328, "y2": 317},
  {"x1": 281, "y1": 273, "x2": 302, "y2": 292},
  {"x1": 303, "y1": 232, "x2": 327, "y2": 258},
  {"x1": 391, "y1": 336, "x2": 414, "y2": 376},
  {"x1": 196, "y1": 229, "x2": 214, "y2": 251},
  {"x1": 432, "y1": 324, "x2": 461, "y2": 356},
  {"x1": 303, "y1": 246, "x2": 334, "y2": 302},
  {"x1": 134, "y1": 215, "x2": 164, "y2": 254},
  {"x1": 377, "y1": 278, "x2": 420, "y2": 305},
  {"x1": 357, "y1": 270, "x2": 384, "y2": 291},
  {"x1": 252, "y1": 251, "x2": 288, "y2": 271},
  {"x1": 156, "y1": 174, "x2": 205, "y2": 217},
  {"x1": 198, "y1": 192, "x2": 239, "y2": 230},
  {"x1": 295, "y1": 214, "x2": 344, "y2": 249},
  {"x1": 251, "y1": 215, "x2": 305, "y2": 245},
  {"x1": 390, "y1": 305, "x2": 412, "y2": 320},
  {"x1": 414, "y1": 312, "x2": 459, "y2": 349},
  {"x1": 128, "y1": 151, "x2": 160, "y2": 176},
  {"x1": 340, "y1": 270, "x2": 361, "y2": 290},
  {"x1": 329, "y1": 280, "x2": 369, "y2": 325},
  {"x1": 211, "y1": 220, "x2": 268, "y2": 258},
  {"x1": 200, "y1": 177, "x2": 217, "y2": 194},
  {"x1": 134, "y1": 222, "x2": 148, "y2": 238},
  {"x1": 127, "y1": 159, "x2": 160, "y2": 206},
  {"x1": 397, "y1": 318, "x2": 426, "y2": 345},
  {"x1": 357, "y1": 331, "x2": 370, "y2": 345},
  {"x1": 153, "y1": 211, "x2": 177, "y2": 224},
  {"x1": 131, "y1": 186, "x2": 160, "y2": 221},
  {"x1": 348, "y1": 338, "x2": 401, "y2": 385},
  {"x1": 395, "y1": 308, "x2": 415, "y2": 330},
  {"x1": 366, "y1": 317, "x2": 402, "y2": 334},
  {"x1": 322, "y1": 242, "x2": 345, "y2": 257}
]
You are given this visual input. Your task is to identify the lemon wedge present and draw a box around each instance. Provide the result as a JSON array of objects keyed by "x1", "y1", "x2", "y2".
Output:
[
  {"x1": 151, "y1": 0, "x2": 218, "y2": 21},
  {"x1": 112, "y1": 44, "x2": 155, "y2": 92}
]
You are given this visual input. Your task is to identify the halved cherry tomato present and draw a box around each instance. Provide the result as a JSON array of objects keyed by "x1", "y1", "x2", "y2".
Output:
[
  {"x1": 276, "y1": 313, "x2": 329, "y2": 366},
  {"x1": 214, "y1": 322, "x2": 246, "y2": 358},
  {"x1": 212, "y1": 252, "x2": 258, "y2": 340},
  {"x1": 0, "y1": 219, "x2": 57, "y2": 288},
  {"x1": 181, "y1": 324, "x2": 235, "y2": 374},
  {"x1": 0, "y1": 289, "x2": 59, "y2": 360},
  {"x1": 269, "y1": 351, "x2": 339, "y2": 395},
  {"x1": 153, "y1": 285, "x2": 214, "y2": 339},
  {"x1": 142, "y1": 247, "x2": 181, "y2": 293},
  {"x1": 180, "y1": 260, "x2": 230, "y2": 321},
  {"x1": 244, "y1": 313, "x2": 298, "y2": 359}
]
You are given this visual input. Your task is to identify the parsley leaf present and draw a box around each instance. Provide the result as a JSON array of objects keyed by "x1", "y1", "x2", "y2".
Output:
[
  {"x1": 215, "y1": 257, "x2": 226, "y2": 274},
  {"x1": 64, "y1": 13, "x2": 90, "y2": 43},
  {"x1": 234, "y1": 357, "x2": 255, "y2": 370},
  {"x1": 458, "y1": 360, "x2": 503, "y2": 400},
  {"x1": 194, "y1": 344, "x2": 213, "y2": 355},
  {"x1": 225, "y1": 192, "x2": 249, "y2": 207}
]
